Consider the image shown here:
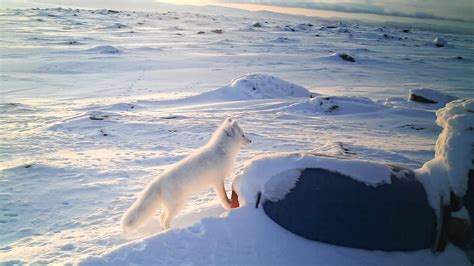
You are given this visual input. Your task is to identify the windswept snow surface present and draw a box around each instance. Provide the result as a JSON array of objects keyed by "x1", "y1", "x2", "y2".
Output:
[{"x1": 1, "y1": 5, "x2": 473, "y2": 265}]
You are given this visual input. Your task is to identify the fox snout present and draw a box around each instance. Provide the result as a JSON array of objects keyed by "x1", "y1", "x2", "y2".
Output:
[{"x1": 242, "y1": 135, "x2": 252, "y2": 145}]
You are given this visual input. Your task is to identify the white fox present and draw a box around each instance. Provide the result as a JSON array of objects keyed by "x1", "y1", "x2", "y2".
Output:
[{"x1": 121, "y1": 118, "x2": 251, "y2": 232}]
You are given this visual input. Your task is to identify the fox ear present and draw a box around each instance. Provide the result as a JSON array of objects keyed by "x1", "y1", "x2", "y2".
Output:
[{"x1": 225, "y1": 121, "x2": 238, "y2": 136}]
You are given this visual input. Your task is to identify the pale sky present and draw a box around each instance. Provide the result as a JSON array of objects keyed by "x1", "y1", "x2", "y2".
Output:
[{"x1": 2, "y1": 0, "x2": 473, "y2": 22}]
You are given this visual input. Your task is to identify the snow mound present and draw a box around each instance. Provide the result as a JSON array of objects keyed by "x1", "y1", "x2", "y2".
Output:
[
  {"x1": 86, "y1": 45, "x2": 121, "y2": 54},
  {"x1": 196, "y1": 73, "x2": 311, "y2": 101},
  {"x1": 409, "y1": 88, "x2": 458, "y2": 107},
  {"x1": 433, "y1": 37, "x2": 447, "y2": 47},
  {"x1": 282, "y1": 96, "x2": 385, "y2": 115},
  {"x1": 233, "y1": 152, "x2": 394, "y2": 207},
  {"x1": 416, "y1": 99, "x2": 474, "y2": 211}
]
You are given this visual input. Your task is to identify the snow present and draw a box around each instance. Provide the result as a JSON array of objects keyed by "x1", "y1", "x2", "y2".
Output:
[
  {"x1": 234, "y1": 152, "x2": 394, "y2": 206},
  {"x1": 80, "y1": 207, "x2": 469, "y2": 266},
  {"x1": 0, "y1": 3, "x2": 473, "y2": 264},
  {"x1": 417, "y1": 99, "x2": 474, "y2": 211}
]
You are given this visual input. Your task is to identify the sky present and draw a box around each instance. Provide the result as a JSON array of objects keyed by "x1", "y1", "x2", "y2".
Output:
[
  {"x1": 156, "y1": 0, "x2": 473, "y2": 22},
  {"x1": 214, "y1": 0, "x2": 474, "y2": 22},
  {"x1": 1, "y1": 0, "x2": 473, "y2": 23}
]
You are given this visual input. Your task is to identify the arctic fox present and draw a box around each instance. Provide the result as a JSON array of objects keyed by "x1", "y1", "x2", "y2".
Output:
[{"x1": 121, "y1": 118, "x2": 251, "y2": 232}]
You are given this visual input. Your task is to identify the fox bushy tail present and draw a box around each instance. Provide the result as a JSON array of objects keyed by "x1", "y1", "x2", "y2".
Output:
[{"x1": 121, "y1": 184, "x2": 162, "y2": 233}]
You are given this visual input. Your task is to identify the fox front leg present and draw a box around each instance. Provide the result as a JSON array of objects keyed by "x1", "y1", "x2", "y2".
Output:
[{"x1": 214, "y1": 182, "x2": 231, "y2": 209}]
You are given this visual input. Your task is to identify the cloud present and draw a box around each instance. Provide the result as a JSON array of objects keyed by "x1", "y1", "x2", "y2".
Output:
[{"x1": 218, "y1": 0, "x2": 474, "y2": 23}]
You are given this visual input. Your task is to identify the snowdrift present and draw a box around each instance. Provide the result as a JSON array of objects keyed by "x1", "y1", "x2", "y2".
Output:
[{"x1": 191, "y1": 73, "x2": 311, "y2": 101}]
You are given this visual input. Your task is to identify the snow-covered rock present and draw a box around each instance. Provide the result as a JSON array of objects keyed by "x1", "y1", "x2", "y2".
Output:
[
  {"x1": 409, "y1": 88, "x2": 458, "y2": 107},
  {"x1": 319, "y1": 52, "x2": 356, "y2": 63},
  {"x1": 433, "y1": 37, "x2": 447, "y2": 47},
  {"x1": 233, "y1": 152, "x2": 395, "y2": 206},
  {"x1": 86, "y1": 45, "x2": 121, "y2": 54},
  {"x1": 282, "y1": 23, "x2": 314, "y2": 32},
  {"x1": 282, "y1": 96, "x2": 385, "y2": 115},
  {"x1": 196, "y1": 73, "x2": 311, "y2": 101},
  {"x1": 416, "y1": 99, "x2": 474, "y2": 211}
]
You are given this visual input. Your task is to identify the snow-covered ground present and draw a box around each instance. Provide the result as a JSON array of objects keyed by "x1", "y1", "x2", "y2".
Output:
[{"x1": 0, "y1": 4, "x2": 473, "y2": 265}]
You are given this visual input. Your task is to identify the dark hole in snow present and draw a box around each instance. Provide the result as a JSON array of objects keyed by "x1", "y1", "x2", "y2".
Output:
[
  {"x1": 402, "y1": 29, "x2": 410, "y2": 33},
  {"x1": 24, "y1": 164, "x2": 34, "y2": 168},
  {"x1": 457, "y1": 56, "x2": 463, "y2": 60}
]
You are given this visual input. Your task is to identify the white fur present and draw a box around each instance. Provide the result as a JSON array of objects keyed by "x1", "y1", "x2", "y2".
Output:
[{"x1": 121, "y1": 118, "x2": 251, "y2": 232}]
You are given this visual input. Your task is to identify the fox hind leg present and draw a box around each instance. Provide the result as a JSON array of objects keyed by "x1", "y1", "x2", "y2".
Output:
[
  {"x1": 161, "y1": 199, "x2": 184, "y2": 230},
  {"x1": 159, "y1": 209, "x2": 167, "y2": 229}
]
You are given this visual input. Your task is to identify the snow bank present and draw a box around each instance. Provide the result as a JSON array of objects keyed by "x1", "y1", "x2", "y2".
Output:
[
  {"x1": 233, "y1": 152, "x2": 394, "y2": 206},
  {"x1": 409, "y1": 88, "x2": 458, "y2": 107},
  {"x1": 195, "y1": 73, "x2": 311, "y2": 101},
  {"x1": 282, "y1": 96, "x2": 385, "y2": 115},
  {"x1": 80, "y1": 207, "x2": 468, "y2": 266},
  {"x1": 416, "y1": 99, "x2": 474, "y2": 211}
]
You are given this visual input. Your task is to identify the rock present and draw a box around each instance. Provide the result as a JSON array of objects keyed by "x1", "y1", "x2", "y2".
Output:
[
  {"x1": 339, "y1": 53, "x2": 355, "y2": 62},
  {"x1": 253, "y1": 22, "x2": 262, "y2": 28},
  {"x1": 433, "y1": 37, "x2": 447, "y2": 47},
  {"x1": 197, "y1": 31, "x2": 205, "y2": 34},
  {"x1": 408, "y1": 88, "x2": 458, "y2": 106},
  {"x1": 211, "y1": 29, "x2": 223, "y2": 34}
]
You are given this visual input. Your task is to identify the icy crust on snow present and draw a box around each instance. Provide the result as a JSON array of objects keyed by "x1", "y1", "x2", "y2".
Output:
[
  {"x1": 81, "y1": 208, "x2": 470, "y2": 266},
  {"x1": 416, "y1": 99, "x2": 474, "y2": 211},
  {"x1": 233, "y1": 152, "x2": 394, "y2": 206},
  {"x1": 195, "y1": 73, "x2": 311, "y2": 101},
  {"x1": 409, "y1": 88, "x2": 459, "y2": 107},
  {"x1": 282, "y1": 96, "x2": 386, "y2": 115}
]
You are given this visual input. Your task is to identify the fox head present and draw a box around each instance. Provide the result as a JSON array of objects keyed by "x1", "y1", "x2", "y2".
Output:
[{"x1": 224, "y1": 118, "x2": 252, "y2": 146}]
